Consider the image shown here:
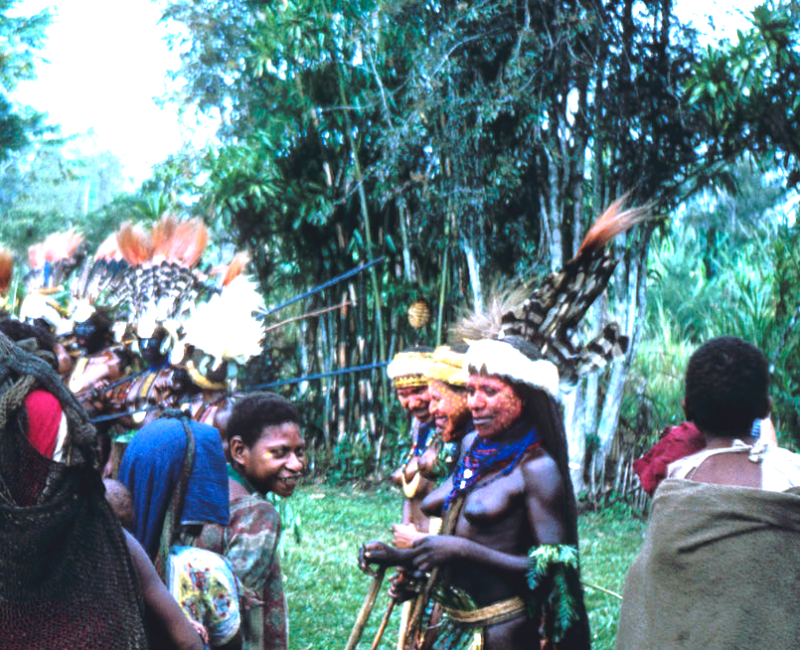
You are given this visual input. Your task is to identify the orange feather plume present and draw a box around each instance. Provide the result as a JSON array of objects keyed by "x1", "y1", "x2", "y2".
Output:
[
  {"x1": 168, "y1": 218, "x2": 208, "y2": 268},
  {"x1": 94, "y1": 233, "x2": 123, "y2": 261},
  {"x1": 28, "y1": 243, "x2": 46, "y2": 269},
  {"x1": 222, "y1": 251, "x2": 250, "y2": 286},
  {"x1": 151, "y1": 214, "x2": 179, "y2": 261},
  {"x1": 28, "y1": 230, "x2": 84, "y2": 267},
  {"x1": 0, "y1": 248, "x2": 13, "y2": 295},
  {"x1": 117, "y1": 223, "x2": 154, "y2": 266},
  {"x1": 576, "y1": 195, "x2": 650, "y2": 257}
]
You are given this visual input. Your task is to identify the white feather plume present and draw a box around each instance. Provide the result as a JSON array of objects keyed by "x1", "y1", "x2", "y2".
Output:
[{"x1": 181, "y1": 275, "x2": 265, "y2": 367}]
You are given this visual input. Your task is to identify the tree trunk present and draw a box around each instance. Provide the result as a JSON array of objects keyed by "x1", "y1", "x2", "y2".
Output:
[
  {"x1": 561, "y1": 382, "x2": 585, "y2": 494},
  {"x1": 593, "y1": 240, "x2": 647, "y2": 476},
  {"x1": 462, "y1": 239, "x2": 483, "y2": 309}
]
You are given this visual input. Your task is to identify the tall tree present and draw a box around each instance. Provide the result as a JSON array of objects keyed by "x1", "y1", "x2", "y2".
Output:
[
  {"x1": 0, "y1": 0, "x2": 51, "y2": 161},
  {"x1": 162, "y1": 0, "x2": 799, "y2": 483}
]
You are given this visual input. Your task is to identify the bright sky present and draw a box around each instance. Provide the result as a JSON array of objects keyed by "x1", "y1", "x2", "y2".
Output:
[
  {"x1": 10, "y1": 0, "x2": 205, "y2": 188},
  {"x1": 10, "y1": 0, "x2": 761, "y2": 189}
]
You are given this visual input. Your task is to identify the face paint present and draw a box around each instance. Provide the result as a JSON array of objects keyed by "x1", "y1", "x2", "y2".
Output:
[
  {"x1": 428, "y1": 379, "x2": 470, "y2": 442},
  {"x1": 466, "y1": 374, "x2": 523, "y2": 438},
  {"x1": 395, "y1": 384, "x2": 433, "y2": 424}
]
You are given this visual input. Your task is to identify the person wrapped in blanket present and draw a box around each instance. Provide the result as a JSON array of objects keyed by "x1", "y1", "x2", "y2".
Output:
[
  {"x1": 119, "y1": 417, "x2": 242, "y2": 649},
  {"x1": 616, "y1": 337, "x2": 800, "y2": 650},
  {"x1": 362, "y1": 335, "x2": 591, "y2": 650}
]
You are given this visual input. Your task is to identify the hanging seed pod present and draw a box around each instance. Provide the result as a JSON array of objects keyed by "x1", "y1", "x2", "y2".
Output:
[{"x1": 408, "y1": 299, "x2": 431, "y2": 329}]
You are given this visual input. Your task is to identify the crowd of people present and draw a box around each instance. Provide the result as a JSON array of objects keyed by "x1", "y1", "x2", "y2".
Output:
[{"x1": 2, "y1": 206, "x2": 800, "y2": 650}]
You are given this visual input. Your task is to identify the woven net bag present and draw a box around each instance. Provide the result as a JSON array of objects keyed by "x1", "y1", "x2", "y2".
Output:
[{"x1": 0, "y1": 332, "x2": 148, "y2": 649}]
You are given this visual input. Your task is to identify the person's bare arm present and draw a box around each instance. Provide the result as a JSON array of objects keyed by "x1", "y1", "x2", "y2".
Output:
[
  {"x1": 124, "y1": 531, "x2": 203, "y2": 650},
  {"x1": 522, "y1": 452, "x2": 569, "y2": 545}
]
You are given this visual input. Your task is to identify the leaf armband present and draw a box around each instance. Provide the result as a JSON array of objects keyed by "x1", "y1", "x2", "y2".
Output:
[{"x1": 526, "y1": 544, "x2": 581, "y2": 644}]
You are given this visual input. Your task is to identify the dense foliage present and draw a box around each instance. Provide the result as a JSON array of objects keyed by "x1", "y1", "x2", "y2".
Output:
[{"x1": 4, "y1": 0, "x2": 800, "y2": 494}]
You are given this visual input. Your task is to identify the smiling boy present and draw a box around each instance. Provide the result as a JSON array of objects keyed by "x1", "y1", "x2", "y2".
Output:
[{"x1": 198, "y1": 392, "x2": 305, "y2": 650}]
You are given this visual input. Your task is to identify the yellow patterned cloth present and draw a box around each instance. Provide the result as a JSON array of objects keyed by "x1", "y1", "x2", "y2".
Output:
[{"x1": 168, "y1": 545, "x2": 241, "y2": 648}]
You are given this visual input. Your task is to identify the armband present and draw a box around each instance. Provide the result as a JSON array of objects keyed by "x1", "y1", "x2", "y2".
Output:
[{"x1": 526, "y1": 544, "x2": 580, "y2": 643}]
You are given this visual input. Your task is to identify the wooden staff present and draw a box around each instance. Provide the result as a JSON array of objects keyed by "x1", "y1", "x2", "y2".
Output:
[
  {"x1": 403, "y1": 567, "x2": 440, "y2": 649},
  {"x1": 370, "y1": 599, "x2": 396, "y2": 650},
  {"x1": 345, "y1": 566, "x2": 387, "y2": 650},
  {"x1": 403, "y1": 497, "x2": 465, "y2": 649}
]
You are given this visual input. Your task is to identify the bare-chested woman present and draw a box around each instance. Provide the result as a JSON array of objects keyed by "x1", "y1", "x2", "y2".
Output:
[{"x1": 363, "y1": 336, "x2": 590, "y2": 650}]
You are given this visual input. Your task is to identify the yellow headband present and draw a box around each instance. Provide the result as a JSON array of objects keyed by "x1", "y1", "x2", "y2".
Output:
[
  {"x1": 425, "y1": 345, "x2": 468, "y2": 387},
  {"x1": 393, "y1": 374, "x2": 429, "y2": 389},
  {"x1": 387, "y1": 349, "x2": 433, "y2": 386}
]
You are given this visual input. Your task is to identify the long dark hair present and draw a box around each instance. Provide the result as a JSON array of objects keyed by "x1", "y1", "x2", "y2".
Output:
[{"x1": 515, "y1": 383, "x2": 579, "y2": 546}]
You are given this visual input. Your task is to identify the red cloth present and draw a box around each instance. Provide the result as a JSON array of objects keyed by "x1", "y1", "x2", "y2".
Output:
[
  {"x1": 633, "y1": 421, "x2": 706, "y2": 496},
  {"x1": 25, "y1": 390, "x2": 63, "y2": 459}
]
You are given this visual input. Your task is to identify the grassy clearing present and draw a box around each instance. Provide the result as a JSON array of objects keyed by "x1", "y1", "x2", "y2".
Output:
[{"x1": 281, "y1": 485, "x2": 646, "y2": 650}]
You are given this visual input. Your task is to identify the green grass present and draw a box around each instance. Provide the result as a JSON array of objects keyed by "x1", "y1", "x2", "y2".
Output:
[{"x1": 281, "y1": 485, "x2": 646, "y2": 650}]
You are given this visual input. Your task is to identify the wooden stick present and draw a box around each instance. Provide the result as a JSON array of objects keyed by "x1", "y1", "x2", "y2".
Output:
[
  {"x1": 404, "y1": 565, "x2": 439, "y2": 649},
  {"x1": 370, "y1": 599, "x2": 396, "y2": 650},
  {"x1": 345, "y1": 567, "x2": 387, "y2": 650},
  {"x1": 582, "y1": 579, "x2": 623, "y2": 600},
  {"x1": 263, "y1": 301, "x2": 350, "y2": 333}
]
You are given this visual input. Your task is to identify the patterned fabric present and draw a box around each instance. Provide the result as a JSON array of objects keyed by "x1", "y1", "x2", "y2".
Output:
[
  {"x1": 445, "y1": 426, "x2": 540, "y2": 510},
  {"x1": 196, "y1": 492, "x2": 287, "y2": 650},
  {"x1": 168, "y1": 545, "x2": 241, "y2": 648}
]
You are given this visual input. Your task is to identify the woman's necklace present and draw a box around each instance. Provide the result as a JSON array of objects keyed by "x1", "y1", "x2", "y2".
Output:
[{"x1": 444, "y1": 424, "x2": 540, "y2": 510}]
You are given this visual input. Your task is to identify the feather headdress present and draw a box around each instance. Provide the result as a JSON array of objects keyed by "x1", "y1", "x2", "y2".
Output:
[
  {"x1": 25, "y1": 229, "x2": 85, "y2": 292},
  {"x1": 455, "y1": 198, "x2": 649, "y2": 394},
  {"x1": 0, "y1": 248, "x2": 13, "y2": 297},
  {"x1": 179, "y1": 274, "x2": 266, "y2": 372},
  {"x1": 115, "y1": 216, "x2": 211, "y2": 328}
]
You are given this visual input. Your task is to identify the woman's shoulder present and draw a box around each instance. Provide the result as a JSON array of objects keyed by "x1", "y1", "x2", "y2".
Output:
[{"x1": 520, "y1": 449, "x2": 563, "y2": 500}]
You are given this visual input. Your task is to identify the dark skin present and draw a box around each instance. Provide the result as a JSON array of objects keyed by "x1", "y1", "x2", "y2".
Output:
[
  {"x1": 681, "y1": 397, "x2": 770, "y2": 488},
  {"x1": 364, "y1": 374, "x2": 572, "y2": 650},
  {"x1": 391, "y1": 384, "x2": 436, "y2": 535}
]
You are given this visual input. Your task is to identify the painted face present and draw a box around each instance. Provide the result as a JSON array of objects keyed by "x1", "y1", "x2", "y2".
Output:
[
  {"x1": 466, "y1": 374, "x2": 523, "y2": 438},
  {"x1": 395, "y1": 383, "x2": 433, "y2": 423},
  {"x1": 428, "y1": 379, "x2": 470, "y2": 442},
  {"x1": 237, "y1": 421, "x2": 306, "y2": 497}
]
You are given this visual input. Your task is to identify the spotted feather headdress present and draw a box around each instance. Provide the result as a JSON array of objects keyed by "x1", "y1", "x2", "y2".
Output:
[
  {"x1": 20, "y1": 230, "x2": 85, "y2": 332},
  {"x1": 455, "y1": 197, "x2": 649, "y2": 395},
  {"x1": 69, "y1": 233, "x2": 131, "y2": 320},
  {"x1": 116, "y1": 215, "x2": 211, "y2": 331}
]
